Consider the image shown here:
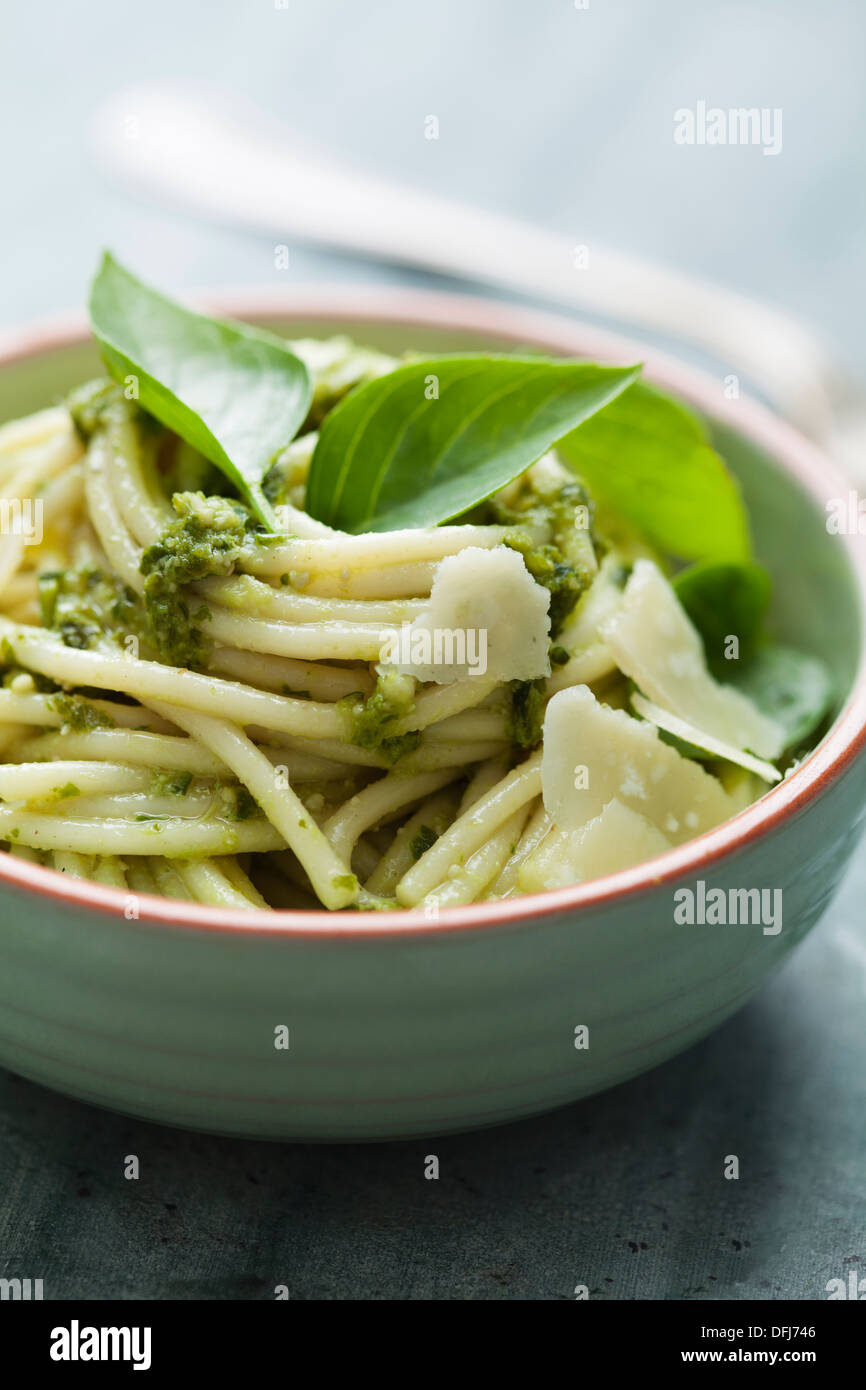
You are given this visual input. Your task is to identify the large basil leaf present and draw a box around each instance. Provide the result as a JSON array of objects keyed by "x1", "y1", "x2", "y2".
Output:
[
  {"x1": 557, "y1": 381, "x2": 751, "y2": 563},
  {"x1": 674, "y1": 560, "x2": 771, "y2": 671},
  {"x1": 305, "y1": 356, "x2": 639, "y2": 532},
  {"x1": 89, "y1": 252, "x2": 311, "y2": 528}
]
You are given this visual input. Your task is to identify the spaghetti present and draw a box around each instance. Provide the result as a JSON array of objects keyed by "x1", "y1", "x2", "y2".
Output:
[{"x1": 0, "y1": 336, "x2": 791, "y2": 912}]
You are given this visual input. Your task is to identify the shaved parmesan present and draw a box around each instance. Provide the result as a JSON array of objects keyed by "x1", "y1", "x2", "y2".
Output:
[
  {"x1": 381, "y1": 545, "x2": 550, "y2": 684},
  {"x1": 542, "y1": 684, "x2": 732, "y2": 841},
  {"x1": 599, "y1": 559, "x2": 783, "y2": 760},
  {"x1": 518, "y1": 799, "x2": 672, "y2": 892},
  {"x1": 631, "y1": 691, "x2": 781, "y2": 783}
]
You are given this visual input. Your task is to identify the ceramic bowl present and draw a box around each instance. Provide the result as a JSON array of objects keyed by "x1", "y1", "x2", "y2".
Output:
[{"x1": 0, "y1": 287, "x2": 864, "y2": 1140}]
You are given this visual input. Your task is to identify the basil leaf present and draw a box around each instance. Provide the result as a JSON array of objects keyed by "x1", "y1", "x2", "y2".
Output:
[
  {"x1": 727, "y1": 644, "x2": 834, "y2": 750},
  {"x1": 305, "y1": 356, "x2": 639, "y2": 532},
  {"x1": 557, "y1": 381, "x2": 751, "y2": 563},
  {"x1": 89, "y1": 252, "x2": 311, "y2": 529},
  {"x1": 673, "y1": 560, "x2": 771, "y2": 672},
  {"x1": 656, "y1": 727, "x2": 715, "y2": 762}
]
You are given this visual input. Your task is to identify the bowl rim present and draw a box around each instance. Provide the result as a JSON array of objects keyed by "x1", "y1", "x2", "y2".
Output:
[{"x1": 0, "y1": 283, "x2": 864, "y2": 940}]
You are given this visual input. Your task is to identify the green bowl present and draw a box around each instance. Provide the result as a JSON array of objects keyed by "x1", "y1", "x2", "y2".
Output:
[{"x1": 0, "y1": 288, "x2": 864, "y2": 1140}]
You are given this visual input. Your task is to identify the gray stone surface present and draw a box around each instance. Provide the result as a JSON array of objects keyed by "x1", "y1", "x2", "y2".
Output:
[
  {"x1": 0, "y1": 0, "x2": 863, "y2": 1300},
  {"x1": 1, "y1": 851, "x2": 864, "y2": 1300}
]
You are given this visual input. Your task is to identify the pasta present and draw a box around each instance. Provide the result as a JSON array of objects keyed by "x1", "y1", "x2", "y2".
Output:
[{"x1": 0, "y1": 329, "x2": 809, "y2": 913}]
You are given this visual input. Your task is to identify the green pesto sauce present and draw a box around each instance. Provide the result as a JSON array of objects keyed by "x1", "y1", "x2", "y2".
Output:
[
  {"x1": 507, "y1": 678, "x2": 546, "y2": 751},
  {"x1": 38, "y1": 565, "x2": 142, "y2": 652},
  {"x1": 503, "y1": 533, "x2": 586, "y2": 636},
  {"x1": 149, "y1": 769, "x2": 193, "y2": 797},
  {"x1": 48, "y1": 693, "x2": 116, "y2": 732},
  {"x1": 341, "y1": 671, "x2": 417, "y2": 761},
  {"x1": 138, "y1": 493, "x2": 266, "y2": 669},
  {"x1": 66, "y1": 378, "x2": 128, "y2": 440},
  {"x1": 50, "y1": 782, "x2": 81, "y2": 801},
  {"x1": 379, "y1": 730, "x2": 422, "y2": 765},
  {"x1": 410, "y1": 824, "x2": 439, "y2": 860},
  {"x1": 495, "y1": 480, "x2": 598, "y2": 636}
]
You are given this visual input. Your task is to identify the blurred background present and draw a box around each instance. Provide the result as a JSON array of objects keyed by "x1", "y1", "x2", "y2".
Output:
[
  {"x1": 1, "y1": 0, "x2": 864, "y2": 374},
  {"x1": 1, "y1": 0, "x2": 864, "y2": 1302}
]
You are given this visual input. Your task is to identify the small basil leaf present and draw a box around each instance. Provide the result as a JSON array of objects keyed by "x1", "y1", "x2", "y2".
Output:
[
  {"x1": 557, "y1": 381, "x2": 751, "y2": 564},
  {"x1": 305, "y1": 356, "x2": 640, "y2": 532},
  {"x1": 673, "y1": 560, "x2": 771, "y2": 672},
  {"x1": 657, "y1": 727, "x2": 714, "y2": 761},
  {"x1": 89, "y1": 252, "x2": 311, "y2": 529},
  {"x1": 727, "y1": 644, "x2": 835, "y2": 750}
]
